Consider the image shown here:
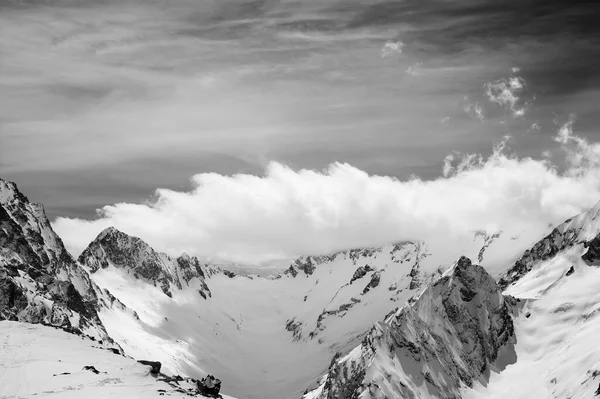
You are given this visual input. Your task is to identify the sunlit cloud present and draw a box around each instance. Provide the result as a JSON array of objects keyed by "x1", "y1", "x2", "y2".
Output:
[
  {"x1": 381, "y1": 39, "x2": 403, "y2": 59},
  {"x1": 54, "y1": 120, "x2": 600, "y2": 264},
  {"x1": 484, "y1": 75, "x2": 528, "y2": 117}
]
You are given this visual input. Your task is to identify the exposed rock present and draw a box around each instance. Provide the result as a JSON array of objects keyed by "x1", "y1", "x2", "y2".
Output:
[
  {"x1": 500, "y1": 202, "x2": 600, "y2": 288},
  {"x1": 78, "y1": 227, "x2": 212, "y2": 299},
  {"x1": 138, "y1": 360, "x2": 162, "y2": 374},
  {"x1": 285, "y1": 318, "x2": 303, "y2": 341},
  {"x1": 197, "y1": 374, "x2": 222, "y2": 397},
  {"x1": 307, "y1": 256, "x2": 516, "y2": 399},
  {"x1": 0, "y1": 179, "x2": 109, "y2": 339},
  {"x1": 349, "y1": 265, "x2": 373, "y2": 284},
  {"x1": 222, "y1": 270, "x2": 236, "y2": 279},
  {"x1": 82, "y1": 365, "x2": 102, "y2": 374},
  {"x1": 361, "y1": 271, "x2": 381, "y2": 295}
]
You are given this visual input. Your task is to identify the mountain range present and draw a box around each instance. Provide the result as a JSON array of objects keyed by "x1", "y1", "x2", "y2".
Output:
[{"x1": 2, "y1": 176, "x2": 600, "y2": 399}]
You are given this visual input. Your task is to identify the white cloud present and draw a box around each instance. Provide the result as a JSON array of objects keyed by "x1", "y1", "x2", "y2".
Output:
[
  {"x1": 381, "y1": 39, "x2": 403, "y2": 59},
  {"x1": 484, "y1": 75, "x2": 528, "y2": 117},
  {"x1": 54, "y1": 120, "x2": 600, "y2": 264}
]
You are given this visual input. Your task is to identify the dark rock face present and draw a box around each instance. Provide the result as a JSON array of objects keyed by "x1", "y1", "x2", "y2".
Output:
[
  {"x1": 0, "y1": 277, "x2": 28, "y2": 320},
  {"x1": 197, "y1": 374, "x2": 222, "y2": 397},
  {"x1": 285, "y1": 318, "x2": 303, "y2": 341},
  {"x1": 361, "y1": 271, "x2": 380, "y2": 295},
  {"x1": 82, "y1": 365, "x2": 102, "y2": 374},
  {"x1": 499, "y1": 203, "x2": 600, "y2": 289},
  {"x1": 0, "y1": 179, "x2": 108, "y2": 339},
  {"x1": 138, "y1": 360, "x2": 162, "y2": 374},
  {"x1": 310, "y1": 256, "x2": 516, "y2": 399},
  {"x1": 349, "y1": 265, "x2": 372, "y2": 284},
  {"x1": 583, "y1": 235, "x2": 600, "y2": 264}
]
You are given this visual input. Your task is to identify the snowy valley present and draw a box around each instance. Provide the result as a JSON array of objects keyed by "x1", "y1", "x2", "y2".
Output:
[{"x1": 2, "y1": 176, "x2": 600, "y2": 399}]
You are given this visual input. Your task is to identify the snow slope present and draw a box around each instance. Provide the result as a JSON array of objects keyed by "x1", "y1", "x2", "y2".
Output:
[
  {"x1": 0, "y1": 321, "x2": 236, "y2": 399},
  {"x1": 465, "y1": 246, "x2": 600, "y2": 398}
]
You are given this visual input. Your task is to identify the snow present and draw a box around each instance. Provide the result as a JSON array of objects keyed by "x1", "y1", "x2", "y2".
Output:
[
  {"x1": 0, "y1": 321, "x2": 236, "y2": 399},
  {"x1": 464, "y1": 244, "x2": 600, "y2": 399}
]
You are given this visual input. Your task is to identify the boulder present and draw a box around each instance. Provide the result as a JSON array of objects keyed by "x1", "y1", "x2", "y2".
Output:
[{"x1": 197, "y1": 374, "x2": 221, "y2": 397}]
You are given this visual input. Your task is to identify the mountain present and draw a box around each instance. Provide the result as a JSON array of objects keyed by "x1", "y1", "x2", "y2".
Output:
[
  {"x1": 79, "y1": 226, "x2": 211, "y2": 299},
  {"x1": 303, "y1": 202, "x2": 600, "y2": 399},
  {"x1": 303, "y1": 256, "x2": 516, "y2": 399},
  {"x1": 0, "y1": 178, "x2": 234, "y2": 399},
  {"x1": 0, "y1": 179, "x2": 109, "y2": 339},
  {"x1": 74, "y1": 224, "x2": 530, "y2": 399}
]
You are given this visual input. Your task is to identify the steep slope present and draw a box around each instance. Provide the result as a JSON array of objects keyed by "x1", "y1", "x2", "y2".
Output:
[
  {"x1": 304, "y1": 256, "x2": 516, "y2": 399},
  {"x1": 305, "y1": 200, "x2": 600, "y2": 399},
  {"x1": 0, "y1": 320, "x2": 236, "y2": 399},
  {"x1": 465, "y1": 244, "x2": 600, "y2": 399},
  {"x1": 499, "y1": 200, "x2": 600, "y2": 288},
  {"x1": 0, "y1": 179, "x2": 108, "y2": 340}
]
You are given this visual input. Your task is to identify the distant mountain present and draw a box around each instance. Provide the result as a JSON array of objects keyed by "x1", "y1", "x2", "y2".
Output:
[{"x1": 79, "y1": 226, "x2": 212, "y2": 299}]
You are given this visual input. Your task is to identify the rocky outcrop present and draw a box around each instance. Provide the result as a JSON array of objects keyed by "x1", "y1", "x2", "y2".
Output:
[
  {"x1": 306, "y1": 256, "x2": 516, "y2": 399},
  {"x1": 361, "y1": 271, "x2": 380, "y2": 294},
  {"x1": 78, "y1": 227, "x2": 211, "y2": 299},
  {"x1": 349, "y1": 265, "x2": 372, "y2": 284},
  {"x1": 198, "y1": 375, "x2": 222, "y2": 397},
  {"x1": 285, "y1": 318, "x2": 303, "y2": 341},
  {"x1": 138, "y1": 360, "x2": 162, "y2": 374},
  {"x1": 0, "y1": 179, "x2": 109, "y2": 339}
]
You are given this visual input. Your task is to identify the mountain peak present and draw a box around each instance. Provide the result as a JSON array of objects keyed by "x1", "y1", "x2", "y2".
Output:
[
  {"x1": 306, "y1": 256, "x2": 515, "y2": 399},
  {"x1": 79, "y1": 227, "x2": 211, "y2": 299},
  {"x1": 0, "y1": 179, "x2": 109, "y2": 339}
]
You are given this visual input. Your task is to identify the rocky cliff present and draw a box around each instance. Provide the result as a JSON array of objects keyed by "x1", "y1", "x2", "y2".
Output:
[
  {"x1": 305, "y1": 256, "x2": 516, "y2": 399},
  {"x1": 0, "y1": 179, "x2": 109, "y2": 339}
]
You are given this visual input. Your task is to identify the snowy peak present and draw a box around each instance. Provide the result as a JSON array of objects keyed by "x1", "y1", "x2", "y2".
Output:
[
  {"x1": 499, "y1": 200, "x2": 600, "y2": 288},
  {"x1": 305, "y1": 256, "x2": 516, "y2": 399},
  {"x1": 0, "y1": 178, "x2": 108, "y2": 339},
  {"x1": 0, "y1": 178, "x2": 73, "y2": 272},
  {"x1": 79, "y1": 227, "x2": 211, "y2": 298}
]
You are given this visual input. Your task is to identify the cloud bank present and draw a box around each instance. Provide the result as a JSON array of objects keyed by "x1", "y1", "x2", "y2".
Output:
[{"x1": 54, "y1": 120, "x2": 600, "y2": 264}]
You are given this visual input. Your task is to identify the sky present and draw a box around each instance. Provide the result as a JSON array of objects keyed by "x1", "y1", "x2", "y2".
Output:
[{"x1": 1, "y1": 0, "x2": 600, "y2": 262}]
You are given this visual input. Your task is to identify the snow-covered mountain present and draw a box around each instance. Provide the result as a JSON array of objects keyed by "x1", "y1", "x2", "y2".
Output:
[
  {"x1": 303, "y1": 201, "x2": 600, "y2": 399},
  {"x1": 0, "y1": 179, "x2": 109, "y2": 340},
  {"x1": 0, "y1": 178, "x2": 233, "y2": 399},
  {"x1": 303, "y1": 256, "x2": 516, "y2": 399},
  {"x1": 4, "y1": 175, "x2": 600, "y2": 399},
  {"x1": 74, "y1": 226, "x2": 525, "y2": 399}
]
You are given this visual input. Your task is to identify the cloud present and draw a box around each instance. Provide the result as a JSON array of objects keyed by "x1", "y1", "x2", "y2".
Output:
[
  {"x1": 54, "y1": 119, "x2": 600, "y2": 264},
  {"x1": 405, "y1": 61, "x2": 422, "y2": 76},
  {"x1": 484, "y1": 75, "x2": 528, "y2": 117},
  {"x1": 463, "y1": 97, "x2": 485, "y2": 122},
  {"x1": 381, "y1": 39, "x2": 403, "y2": 59}
]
